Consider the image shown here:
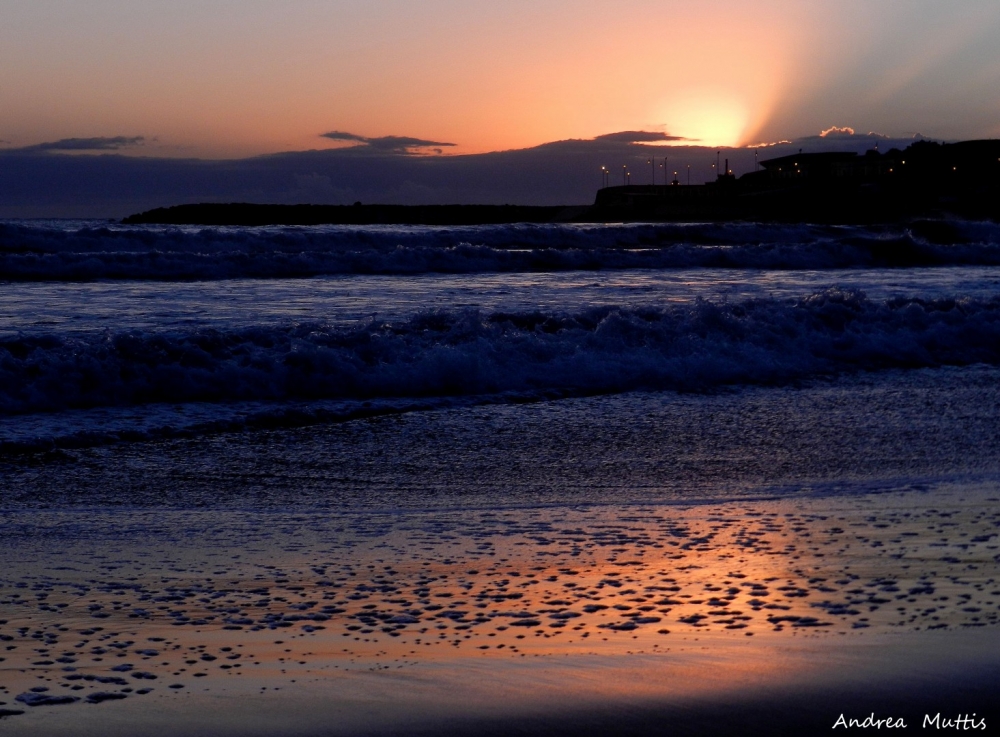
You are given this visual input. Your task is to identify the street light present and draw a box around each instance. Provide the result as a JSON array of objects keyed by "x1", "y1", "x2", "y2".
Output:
[
  {"x1": 686, "y1": 164, "x2": 691, "y2": 185},
  {"x1": 623, "y1": 165, "x2": 627, "y2": 186}
]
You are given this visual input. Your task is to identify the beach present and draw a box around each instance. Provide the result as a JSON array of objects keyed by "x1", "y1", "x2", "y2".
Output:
[
  {"x1": 7, "y1": 0, "x2": 1000, "y2": 732},
  {"x1": 3, "y1": 373, "x2": 1000, "y2": 734},
  {"x1": 2, "y1": 219, "x2": 1000, "y2": 734},
  {"x1": 2, "y1": 483, "x2": 999, "y2": 735}
]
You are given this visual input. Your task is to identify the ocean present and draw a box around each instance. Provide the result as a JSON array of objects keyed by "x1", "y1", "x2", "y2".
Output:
[
  {"x1": 2, "y1": 218, "x2": 1000, "y2": 735},
  {"x1": 1, "y1": 218, "x2": 999, "y2": 496}
]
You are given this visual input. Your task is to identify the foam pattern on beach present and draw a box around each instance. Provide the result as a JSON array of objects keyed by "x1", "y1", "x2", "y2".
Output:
[
  {"x1": 4, "y1": 219, "x2": 1000, "y2": 280},
  {"x1": 2, "y1": 289, "x2": 999, "y2": 420},
  {"x1": 1, "y1": 491, "x2": 999, "y2": 723}
]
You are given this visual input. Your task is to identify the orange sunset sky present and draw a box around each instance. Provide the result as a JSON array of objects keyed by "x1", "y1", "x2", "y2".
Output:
[{"x1": 3, "y1": 0, "x2": 1000, "y2": 159}]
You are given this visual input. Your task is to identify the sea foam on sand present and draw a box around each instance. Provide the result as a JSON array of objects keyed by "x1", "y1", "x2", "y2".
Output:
[{"x1": 1, "y1": 485, "x2": 999, "y2": 736}]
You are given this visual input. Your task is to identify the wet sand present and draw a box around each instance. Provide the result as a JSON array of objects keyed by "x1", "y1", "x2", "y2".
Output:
[{"x1": 2, "y1": 484, "x2": 999, "y2": 735}]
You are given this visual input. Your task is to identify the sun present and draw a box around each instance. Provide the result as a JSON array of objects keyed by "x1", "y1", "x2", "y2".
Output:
[{"x1": 658, "y1": 90, "x2": 750, "y2": 148}]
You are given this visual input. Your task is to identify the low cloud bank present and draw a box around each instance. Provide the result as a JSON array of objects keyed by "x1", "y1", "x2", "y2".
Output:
[{"x1": 0, "y1": 129, "x2": 931, "y2": 218}]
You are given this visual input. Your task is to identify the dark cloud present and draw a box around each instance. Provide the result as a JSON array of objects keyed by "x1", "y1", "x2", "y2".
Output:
[
  {"x1": 783, "y1": 128, "x2": 917, "y2": 154},
  {"x1": 319, "y1": 131, "x2": 369, "y2": 144},
  {"x1": 593, "y1": 131, "x2": 688, "y2": 143},
  {"x1": 364, "y1": 136, "x2": 457, "y2": 152},
  {"x1": 9, "y1": 136, "x2": 145, "y2": 153},
  {"x1": 320, "y1": 131, "x2": 456, "y2": 154},
  {"x1": 801, "y1": 127, "x2": 930, "y2": 148}
]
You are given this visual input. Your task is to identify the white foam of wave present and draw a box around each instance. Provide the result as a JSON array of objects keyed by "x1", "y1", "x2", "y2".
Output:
[{"x1": 2, "y1": 289, "x2": 998, "y2": 422}]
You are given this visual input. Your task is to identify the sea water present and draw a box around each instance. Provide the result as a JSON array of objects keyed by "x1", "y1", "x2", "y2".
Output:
[{"x1": 1, "y1": 218, "x2": 999, "y2": 509}]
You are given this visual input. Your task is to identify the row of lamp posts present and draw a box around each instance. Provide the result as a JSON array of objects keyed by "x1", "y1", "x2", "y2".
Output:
[
  {"x1": 600, "y1": 159, "x2": 696, "y2": 188},
  {"x1": 599, "y1": 149, "x2": 766, "y2": 188}
]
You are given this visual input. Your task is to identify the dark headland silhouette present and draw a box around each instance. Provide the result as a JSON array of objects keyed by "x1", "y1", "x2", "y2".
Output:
[{"x1": 123, "y1": 139, "x2": 1000, "y2": 226}]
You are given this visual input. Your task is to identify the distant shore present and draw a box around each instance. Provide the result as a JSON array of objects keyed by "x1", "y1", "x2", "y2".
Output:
[
  {"x1": 121, "y1": 195, "x2": 999, "y2": 227},
  {"x1": 122, "y1": 203, "x2": 592, "y2": 226}
]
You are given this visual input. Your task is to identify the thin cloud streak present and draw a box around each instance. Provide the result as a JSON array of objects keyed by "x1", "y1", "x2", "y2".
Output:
[
  {"x1": 320, "y1": 131, "x2": 456, "y2": 154},
  {"x1": 594, "y1": 132, "x2": 689, "y2": 144},
  {"x1": 6, "y1": 136, "x2": 146, "y2": 154}
]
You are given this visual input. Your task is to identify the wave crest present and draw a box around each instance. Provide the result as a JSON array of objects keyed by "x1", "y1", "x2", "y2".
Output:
[{"x1": 3, "y1": 289, "x2": 999, "y2": 415}]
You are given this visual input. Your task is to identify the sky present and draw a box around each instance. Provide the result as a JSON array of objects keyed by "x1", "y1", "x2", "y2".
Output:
[{"x1": 2, "y1": 0, "x2": 1000, "y2": 216}]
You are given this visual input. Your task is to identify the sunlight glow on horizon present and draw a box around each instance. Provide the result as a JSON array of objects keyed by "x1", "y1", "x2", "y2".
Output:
[{"x1": 656, "y1": 92, "x2": 751, "y2": 149}]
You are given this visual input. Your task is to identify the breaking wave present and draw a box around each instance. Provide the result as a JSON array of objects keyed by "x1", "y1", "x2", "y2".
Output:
[
  {"x1": 3, "y1": 289, "x2": 999, "y2": 420},
  {"x1": 4, "y1": 219, "x2": 1000, "y2": 280}
]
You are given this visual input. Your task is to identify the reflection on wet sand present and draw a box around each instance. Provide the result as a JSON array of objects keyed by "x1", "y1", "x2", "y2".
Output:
[{"x1": 1, "y1": 486, "x2": 999, "y2": 731}]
